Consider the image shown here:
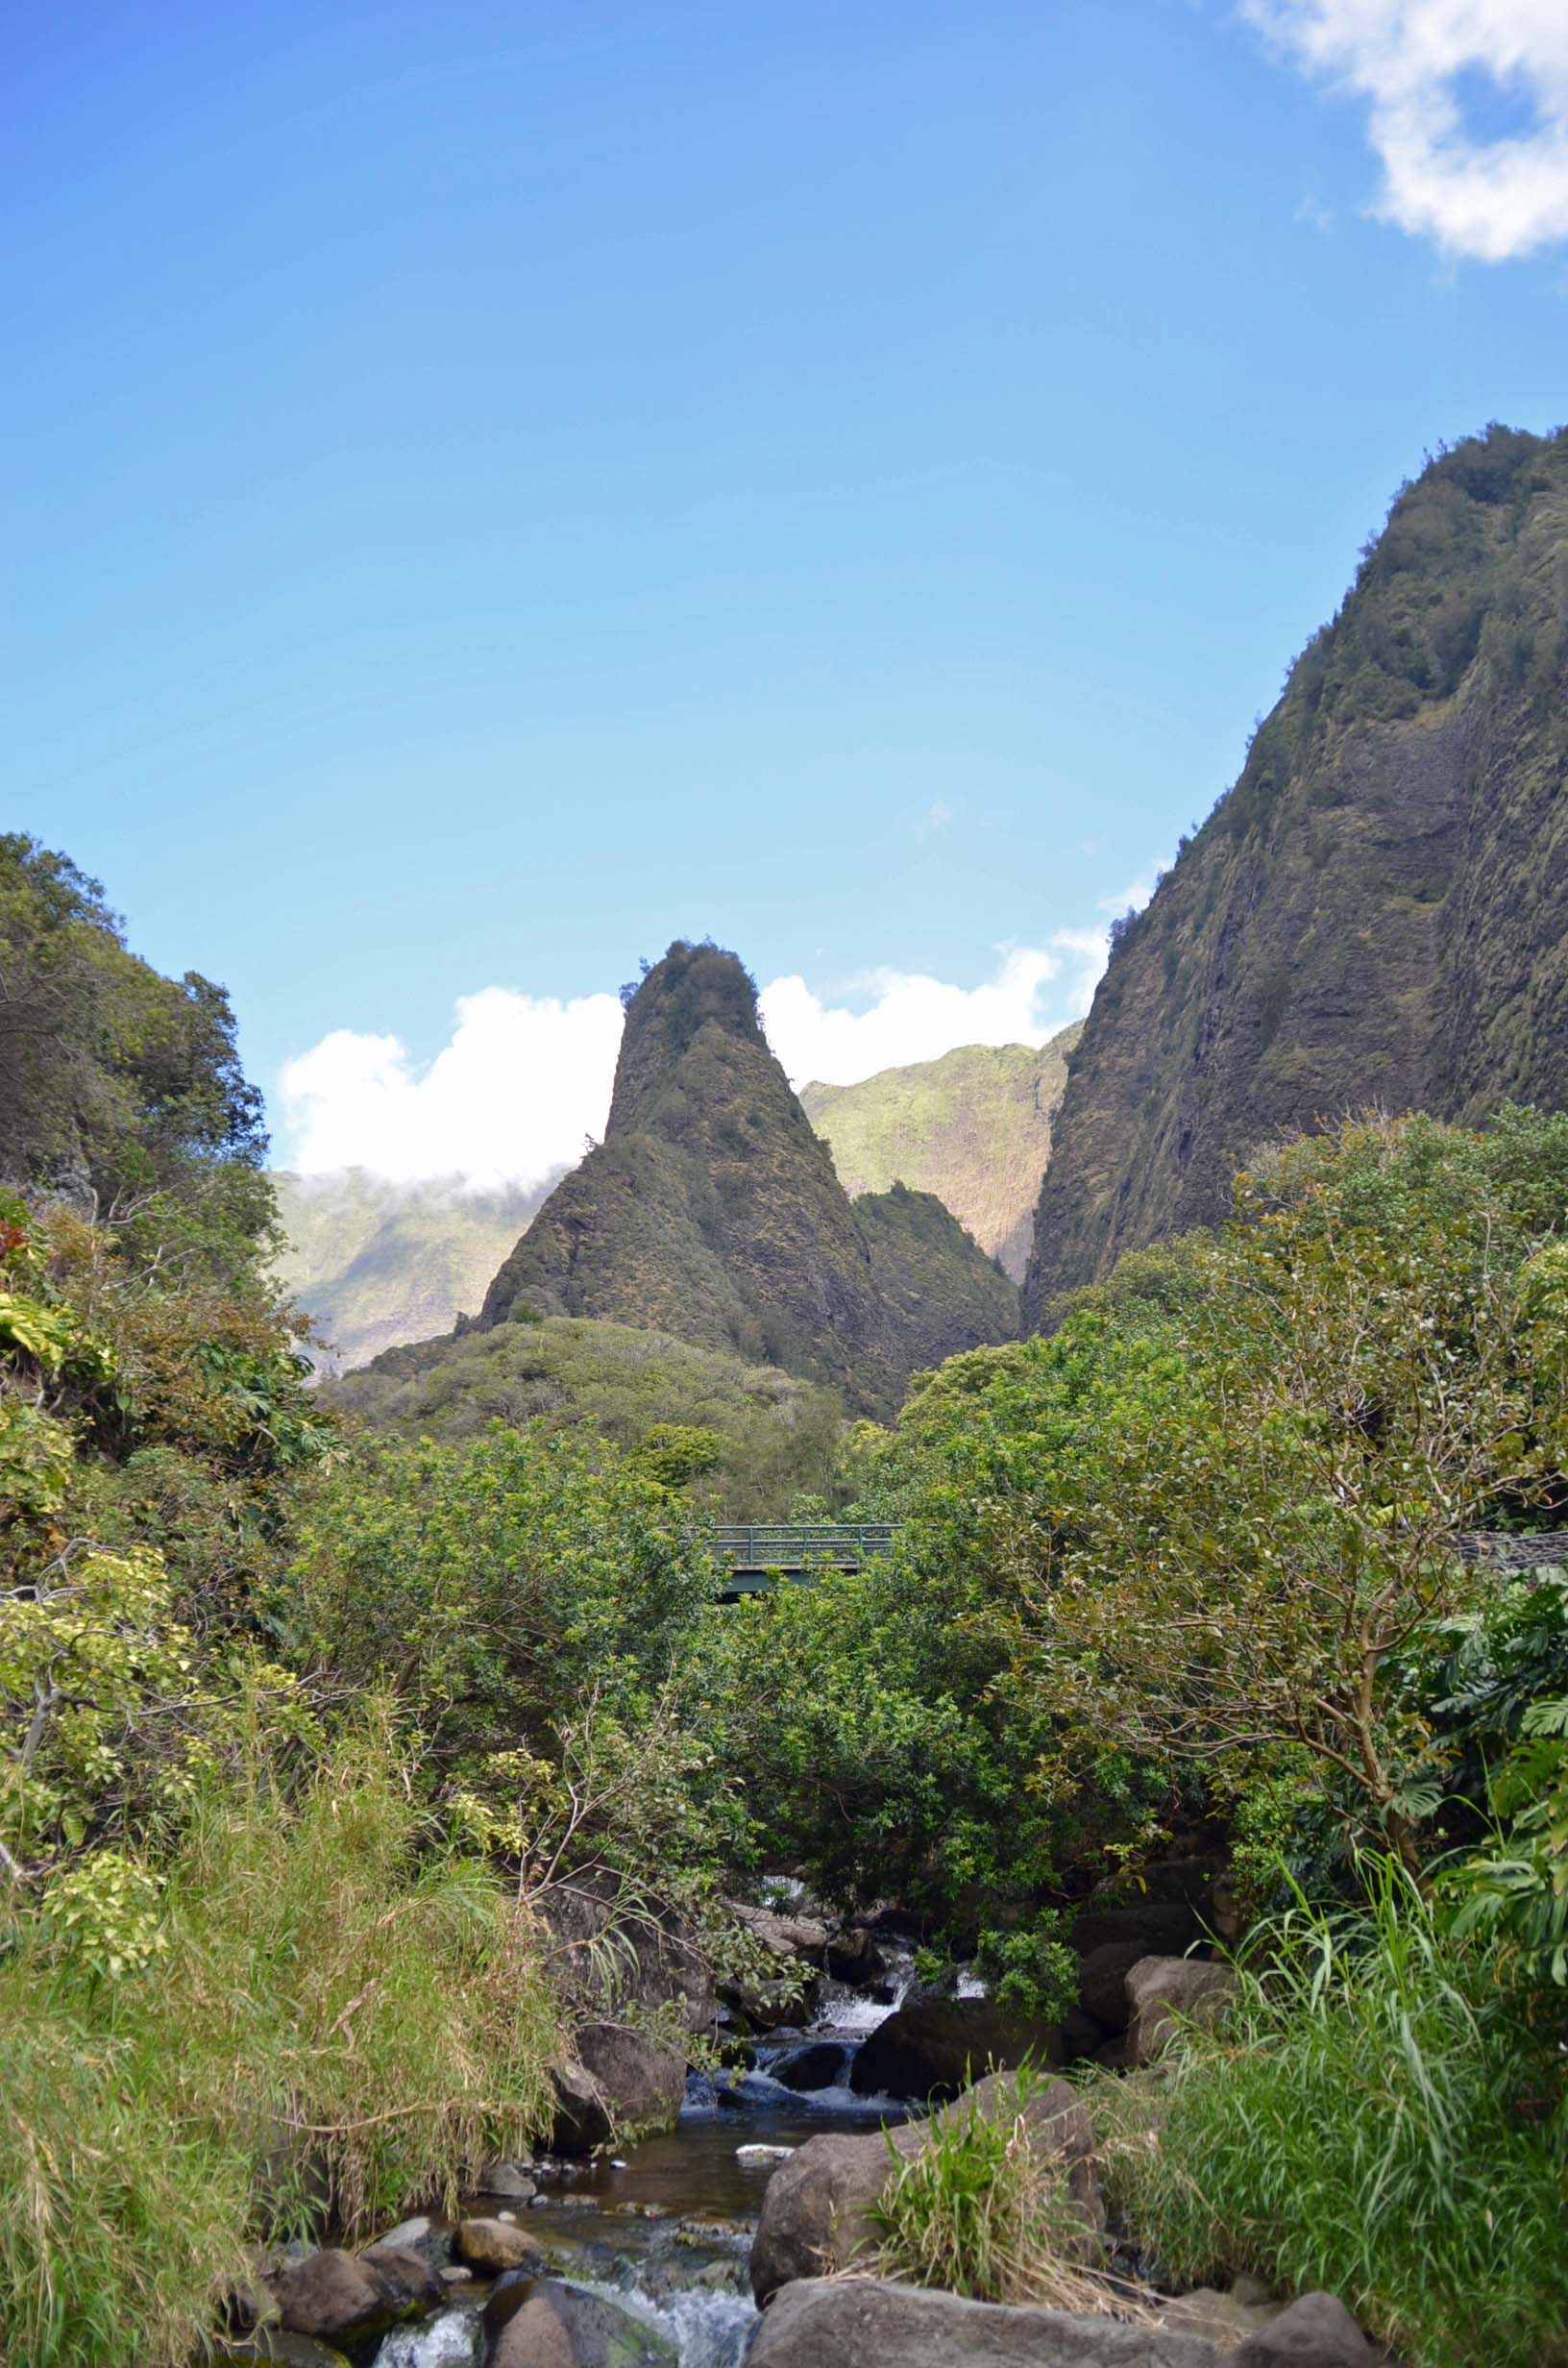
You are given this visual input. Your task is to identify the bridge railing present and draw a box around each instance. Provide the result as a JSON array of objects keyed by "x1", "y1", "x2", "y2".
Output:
[{"x1": 710, "y1": 1522, "x2": 898, "y2": 1570}]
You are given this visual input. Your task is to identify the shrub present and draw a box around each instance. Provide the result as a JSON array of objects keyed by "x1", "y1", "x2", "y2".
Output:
[{"x1": 1094, "y1": 1860, "x2": 1568, "y2": 2368}]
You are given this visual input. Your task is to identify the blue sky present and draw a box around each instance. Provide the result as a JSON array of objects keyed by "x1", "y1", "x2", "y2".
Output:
[{"x1": 8, "y1": 2, "x2": 1568, "y2": 1182}]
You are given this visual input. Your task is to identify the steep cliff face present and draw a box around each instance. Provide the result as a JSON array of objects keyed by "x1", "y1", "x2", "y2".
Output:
[
  {"x1": 1022, "y1": 426, "x2": 1568, "y2": 1324},
  {"x1": 801, "y1": 1028, "x2": 1080, "y2": 1281},
  {"x1": 477, "y1": 941, "x2": 1017, "y2": 1414}
]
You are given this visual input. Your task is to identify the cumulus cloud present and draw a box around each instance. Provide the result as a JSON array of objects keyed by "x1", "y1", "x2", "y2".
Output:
[
  {"x1": 759, "y1": 941, "x2": 1095, "y2": 1089},
  {"x1": 1244, "y1": 1, "x2": 1568, "y2": 259},
  {"x1": 279, "y1": 985, "x2": 625, "y2": 1190},
  {"x1": 277, "y1": 895, "x2": 1166, "y2": 1187}
]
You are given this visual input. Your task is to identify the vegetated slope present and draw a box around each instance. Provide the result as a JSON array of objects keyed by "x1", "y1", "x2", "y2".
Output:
[
  {"x1": 471, "y1": 941, "x2": 1017, "y2": 1416},
  {"x1": 801, "y1": 1028, "x2": 1081, "y2": 1281},
  {"x1": 1023, "y1": 424, "x2": 1568, "y2": 1322},
  {"x1": 330, "y1": 1313, "x2": 845, "y2": 1515},
  {"x1": 273, "y1": 1169, "x2": 556, "y2": 1373}
]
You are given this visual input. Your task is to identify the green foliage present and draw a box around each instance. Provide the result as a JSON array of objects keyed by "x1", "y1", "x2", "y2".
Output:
[
  {"x1": 975, "y1": 1916, "x2": 1078, "y2": 2020},
  {"x1": 874, "y1": 2064, "x2": 1108, "y2": 2309},
  {"x1": 1095, "y1": 1862, "x2": 1568, "y2": 2368},
  {"x1": 0, "y1": 833, "x2": 275, "y2": 1286},
  {"x1": 282, "y1": 1421, "x2": 721, "y2": 1775},
  {"x1": 333, "y1": 1313, "x2": 845, "y2": 1517},
  {"x1": 0, "y1": 1714, "x2": 560, "y2": 2368}
]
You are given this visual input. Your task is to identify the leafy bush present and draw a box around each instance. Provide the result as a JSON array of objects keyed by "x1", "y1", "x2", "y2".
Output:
[{"x1": 1095, "y1": 1862, "x2": 1568, "y2": 2368}]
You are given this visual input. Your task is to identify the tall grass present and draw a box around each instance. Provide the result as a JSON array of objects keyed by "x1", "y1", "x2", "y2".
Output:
[
  {"x1": 872, "y1": 2066, "x2": 1125, "y2": 2313},
  {"x1": 1093, "y1": 1858, "x2": 1568, "y2": 2368},
  {"x1": 0, "y1": 1712, "x2": 561, "y2": 2368}
]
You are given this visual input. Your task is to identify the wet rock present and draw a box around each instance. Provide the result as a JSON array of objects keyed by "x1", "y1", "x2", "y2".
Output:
[
  {"x1": 368, "y1": 2215, "x2": 437, "y2": 2257},
  {"x1": 750, "y1": 2070, "x2": 1094, "y2": 2304},
  {"x1": 824, "y1": 1924, "x2": 884, "y2": 1984},
  {"x1": 1232, "y1": 2294, "x2": 1381, "y2": 2365},
  {"x1": 477, "y1": 2158, "x2": 538, "y2": 2202},
  {"x1": 486, "y1": 2276, "x2": 677, "y2": 2366},
  {"x1": 772, "y1": 2040, "x2": 845, "y2": 2092},
  {"x1": 1125, "y1": 1958, "x2": 1237, "y2": 2066},
  {"x1": 747, "y1": 2278, "x2": 1224, "y2": 2365},
  {"x1": 455, "y1": 2215, "x2": 545, "y2": 2272},
  {"x1": 1077, "y1": 1942, "x2": 1151, "y2": 2035},
  {"x1": 565, "y1": 2025, "x2": 688, "y2": 2145},
  {"x1": 271, "y1": 2247, "x2": 429, "y2": 2342},
  {"x1": 848, "y1": 1996, "x2": 1063, "y2": 2101},
  {"x1": 210, "y1": 2336, "x2": 356, "y2": 2367}
]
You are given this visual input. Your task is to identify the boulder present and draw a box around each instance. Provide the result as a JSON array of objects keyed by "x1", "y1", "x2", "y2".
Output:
[
  {"x1": 772, "y1": 2040, "x2": 846, "y2": 2092},
  {"x1": 747, "y1": 2278, "x2": 1224, "y2": 2365},
  {"x1": 730, "y1": 1900, "x2": 829, "y2": 1967},
  {"x1": 750, "y1": 2069, "x2": 1094, "y2": 2305},
  {"x1": 486, "y1": 2275, "x2": 676, "y2": 2367},
  {"x1": 1069, "y1": 1904, "x2": 1203, "y2": 1960},
  {"x1": 1125, "y1": 1958, "x2": 1237, "y2": 2066},
  {"x1": 270, "y1": 2246, "x2": 434, "y2": 2341},
  {"x1": 849, "y1": 1996, "x2": 1062, "y2": 2100},
  {"x1": 825, "y1": 1924, "x2": 885, "y2": 1984},
  {"x1": 544, "y1": 1873, "x2": 716, "y2": 2147},
  {"x1": 1077, "y1": 1942, "x2": 1150, "y2": 2035},
  {"x1": 1162, "y1": 2290, "x2": 1286, "y2": 2346},
  {"x1": 454, "y1": 2215, "x2": 545, "y2": 2273},
  {"x1": 1233, "y1": 2295, "x2": 1381, "y2": 2366},
  {"x1": 476, "y1": 2158, "x2": 537, "y2": 2202}
]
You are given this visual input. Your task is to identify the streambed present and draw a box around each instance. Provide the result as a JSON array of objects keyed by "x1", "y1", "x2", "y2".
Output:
[{"x1": 359, "y1": 1962, "x2": 921, "y2": 2368}]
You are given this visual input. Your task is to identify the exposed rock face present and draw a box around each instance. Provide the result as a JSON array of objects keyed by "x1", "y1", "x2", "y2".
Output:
[
  {"x1": 473, "y1": 942, "x2": 1017, "y2": 1416},
  {"x1": 802, "y1": 1030, "x2": 1082, "y2": 1281},
  {"x1": 1125, "y1": 1957, "x2": 1237, "y2": 2066},
  {"x1": 849, "y1": 1996, "x2": 1062, "y2": 2100},
  {"x1": 1024, "y1": 428, "x2": 1568, "y2": 1320},
  {"x1": 750, "y1": 2070, "x2": 1094, "y2": 2304},
  {"x1": 270, "y1": 2244, "x2": 439, "y2": 2340},
  {"x1": 544, "y1": 1875, "x2": 716, "y2": 2150},
  {"x1": 486, "y1": 2275, "x2": 677, "y2": 2367},
  {"x1": 747, "y1": 2278, "x2": 1224, "y2": 2366},
  {"x1": 1232, "y1": 2293, "x2": 1382, "y2": 2366},
  {"x1": 453, "y1": 2216, "x2": 543, "y2": 2272}
]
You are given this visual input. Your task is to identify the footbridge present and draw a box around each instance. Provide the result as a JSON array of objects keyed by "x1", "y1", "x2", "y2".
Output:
[{"x1": 712, "y1": 1522, "x2": 898, "y2": 1599}]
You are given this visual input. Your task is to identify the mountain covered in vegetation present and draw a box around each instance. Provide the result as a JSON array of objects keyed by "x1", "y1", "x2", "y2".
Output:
[
  {"x1": 802, "y1": 1028, "x2": 1080, "y2": 1281},
  {"x1": 465, "y1": 940, "x2": 1017, "y2": 1415},
  {"x1": 1023, "y1": 425, "x2": 1568, "y2": 1321},
  {"x1": 273, "y1": 1170, "x2": 555, "y2": 1373}
]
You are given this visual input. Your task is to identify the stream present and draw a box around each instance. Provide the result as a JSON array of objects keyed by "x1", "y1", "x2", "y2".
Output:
[{"x1": 365, "y1": 1955, "x2": 921, "y2": 2368}]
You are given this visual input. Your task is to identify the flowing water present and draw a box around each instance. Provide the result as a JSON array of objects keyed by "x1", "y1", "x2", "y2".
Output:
[{"x1": 368, "y1": 1950, "x2": 925, "y2": 2368}]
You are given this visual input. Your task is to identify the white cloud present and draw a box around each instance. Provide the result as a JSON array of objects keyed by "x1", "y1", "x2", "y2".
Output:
[
  {"x1": 279, "y1": 985, "x2": 625, "y2": 1190},
  {"x1": 1244, "y1": 1, "x2": 1568, "y2": 259},
  {"x1": 277, "y1": 882, "x2": 1172, "y2": 1185}
]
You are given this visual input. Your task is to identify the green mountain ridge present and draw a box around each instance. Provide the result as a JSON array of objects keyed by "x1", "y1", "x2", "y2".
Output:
[
  {"x1": 273, "y1": 1169, "x2": 557, "y2": 1374},
  {"x1": 455, "y1": 940, "x2": 1017, "y2": 1417},
  {"x1": 1023, "y1": 423, "x2": 1568, "y2": 1323},
  {"x1": 801, "y1": 1028, "x2": 1081, "y2": 1281}
]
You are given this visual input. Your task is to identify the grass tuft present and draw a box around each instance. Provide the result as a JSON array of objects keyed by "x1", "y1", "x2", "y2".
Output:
[{"x1": 872, "y1": 2064, "x2": 1128, "y2": 2314}]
